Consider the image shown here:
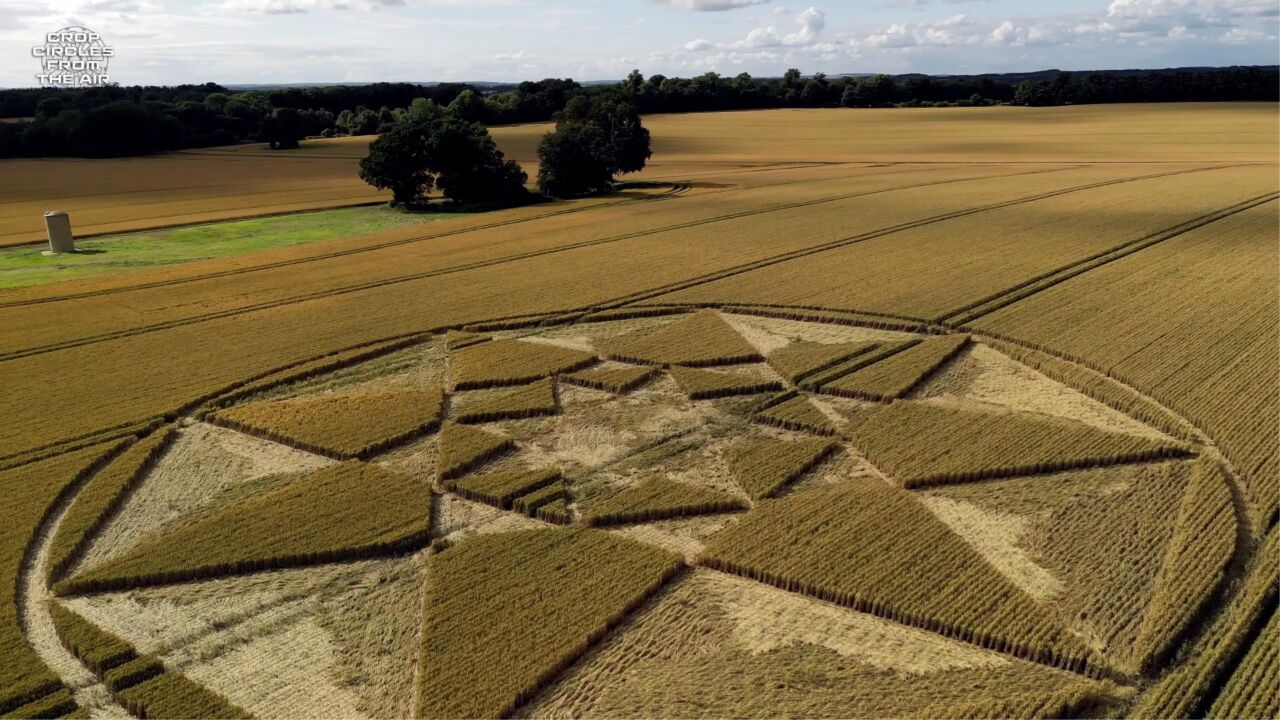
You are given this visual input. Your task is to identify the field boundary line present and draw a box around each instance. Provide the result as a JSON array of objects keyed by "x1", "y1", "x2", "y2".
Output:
[
  {"x1": 0, "y1": 166, "x2": 1073, "y2": 359},
  {"x1": 936, "y1": 193, "x2": 1280, "y2": 326}
]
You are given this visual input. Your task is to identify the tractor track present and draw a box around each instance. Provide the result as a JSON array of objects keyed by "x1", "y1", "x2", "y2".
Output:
[
  {"x1": 578, "y1": 164, "x2": 1236, "y2": 313},
  {"x1": 0, "y1": 159, "x2": 984, "y2": 308},
  {"x1": 0, "y1": 164, "x2": 1081, "y2": 361}
]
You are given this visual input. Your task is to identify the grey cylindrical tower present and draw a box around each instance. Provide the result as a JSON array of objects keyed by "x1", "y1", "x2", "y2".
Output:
[{"x1": 44, "y1": 211, "x2": 75, "y2": 253}]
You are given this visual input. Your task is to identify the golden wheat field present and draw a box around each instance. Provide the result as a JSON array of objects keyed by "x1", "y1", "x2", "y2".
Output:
[{"x1": 0, "y1": 103, "x2": 1276, "y2": 720}]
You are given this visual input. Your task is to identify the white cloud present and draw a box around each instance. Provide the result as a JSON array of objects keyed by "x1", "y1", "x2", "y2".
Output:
[
  {"x1": 684, "y1": 38, "x2": 713, "y2": 50},
  {"x1": 650, "y1": 0, "x2": 768, "y2": 11},
  {"x1": 720, "y1": 5, "x2": 826, "y2": 48},
  {"x1": 772, "y1": 5, "x2": 788, "y2": 14},
  {"x1": 493, "y1": 49, "x2": 538, "y2": 61}
]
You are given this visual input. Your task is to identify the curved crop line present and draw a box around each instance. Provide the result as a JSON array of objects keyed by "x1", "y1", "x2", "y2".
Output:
[
  {"x1": 12, "y1": 300, "x2": 1248, "y2": 694},
  {"x1": 0, "y1": 165, "x2": 1073, "y2": 360}
]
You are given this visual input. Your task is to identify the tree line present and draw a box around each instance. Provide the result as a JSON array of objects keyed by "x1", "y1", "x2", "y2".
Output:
[{"x1": 0, "y1": 66, "x2": 1274, "y2": 158}]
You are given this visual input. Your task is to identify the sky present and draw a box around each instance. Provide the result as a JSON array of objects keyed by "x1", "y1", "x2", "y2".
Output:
[{"x1": 1, "y1": 0, "x2": 1277, "y2": 87}]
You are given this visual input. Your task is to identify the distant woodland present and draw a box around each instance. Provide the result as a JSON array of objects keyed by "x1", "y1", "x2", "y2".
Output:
[{"x1": 1, "y1": 65, "x2": 1274, "y2": 158}]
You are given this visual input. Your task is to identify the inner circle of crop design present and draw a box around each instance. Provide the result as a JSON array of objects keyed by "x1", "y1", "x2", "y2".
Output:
[{"x1": 50, "y1": 308, "x2": 1235, "y2": 717}]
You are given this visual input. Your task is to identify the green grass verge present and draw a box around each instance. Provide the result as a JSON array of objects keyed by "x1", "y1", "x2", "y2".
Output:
[{"x1": 0, "y1": 205, "x2": 466, "y2": 290}]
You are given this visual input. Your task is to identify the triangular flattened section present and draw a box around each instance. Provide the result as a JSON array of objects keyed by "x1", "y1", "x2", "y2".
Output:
[
  {"x1": 437, "y1": 424, "x2": 514, "y2": 481},
  {"x1": 446, "y1": 467, "x2": 562, "y2": 510},
  {"x1": 822, "y1": 335, "x2": 969, "y2": 401},
  {"x1": 560, "y1": 365, "x2": 659, "y2": 394},
  {"x1": 414, "y1": 528, "x2": 682, "y2": 719},
  {"x1": 754, "y1": 395, "x2": 840, "y2": 436},
  {"x1": 454, "y1": 379, "x2": 558, "y2": 424},
  {"x1": 450, "y1": 339, "x2": 596, "y2": 390},
  {"x1": 669, "y1": 366, "x2": 782, "y2": 400},
  {"x1": 701, "y1": 481, "x2": 1097, "y2": 674},
  {"x1": 211, "y1": 387, "x2": 445, "y2": 459},
  {"x1": 851, "y1": 401, "x2": 1192, "y2": 489},
  {"x1": 727, "y1": 437, "x2": 838, "y2": 500},
  {"x1": 59, "y1": 462, "x2": 430, "y2": 595},
  {"x1": 603, "y1": 311, "x2": 761, "y2": 367},
  {"x1": 767, "y1": 341, "x2": 879, "y2": 384},
  {"x1": 583, "y1": 477, "x2": 748, "y2": 526}
]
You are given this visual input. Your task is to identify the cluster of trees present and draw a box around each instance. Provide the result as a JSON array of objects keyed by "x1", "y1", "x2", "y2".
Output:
[
  {"x1": 360, "y1": 94, "x2": 650, "y2": 206},
  {"x1": 0, "y1": 65, "x2": 1274, "y2": 158}
]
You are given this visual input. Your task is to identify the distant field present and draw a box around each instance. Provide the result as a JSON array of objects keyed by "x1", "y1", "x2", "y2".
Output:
[
  {"x1": 0, "y1": 103, "x2": 1276, "y2": 720},
  {"x1": 1, "y1": 103, "x2": 1273, "y2": 247}
]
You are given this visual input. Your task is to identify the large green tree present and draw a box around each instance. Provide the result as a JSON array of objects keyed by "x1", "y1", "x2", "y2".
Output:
[
  {"x1": 359, "y1": 99, "x2": 528, "y2": 207},
  {"x1": 536, "y1": 96, "x2": 651, "y2": 198}
]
